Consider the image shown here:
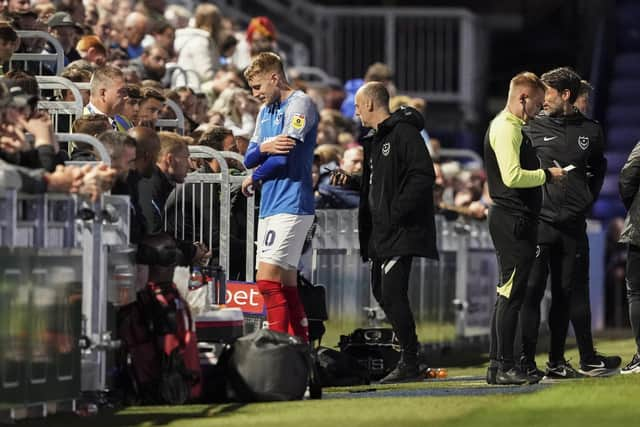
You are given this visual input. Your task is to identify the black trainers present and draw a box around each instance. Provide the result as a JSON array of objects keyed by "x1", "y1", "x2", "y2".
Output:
[
  {"x1": 542, "y1": 360, "x2": 584, "y2": 382},
  {"x1": 495, "y1": 367, "x2": 529, "y2": 385},
  {"x1": 579, "y1": 353, "x2": 621, "y2": 377},
  {"x1": 621, "y1": 353, "x2": 640, "y2": 375},
  {"x1": 379, "y1": 360, "x2": 421, "y2": 384},
  {"x1": 520, "y1": 358, "x2": 544, "y2": 384}
]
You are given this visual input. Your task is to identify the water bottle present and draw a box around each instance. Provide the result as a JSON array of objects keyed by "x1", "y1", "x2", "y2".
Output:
[{"x1": 189, "y1": 266, "x2": 203, "y2": 290}]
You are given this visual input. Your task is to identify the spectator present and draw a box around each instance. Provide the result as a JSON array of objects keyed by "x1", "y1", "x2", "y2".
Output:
[
  {"x1": 174, "y1": 3, "x2": 223, "y2": 92},
  {"x1": 138, "y1": 86, "x2": 166, "y2": 128},
  {"x1": 341, "y1": 62, "x2": 396, "y2": 120},
  {"x1": 130, "y1": 44, "x2": 169, "y2": 83},
  {"x1": 121, "y1": 84, "x2": 142, "y2": 128},
  {"x1": 70, "y1": 114, "x2": 112, "y2": 160},
  {"x1": 85, "y1": 65, "x2": 128, "y2": 131},
  {"x1": 61, "y1": 66, "x2": 92, "y2": 106},
  {"x1": 76, "y1": 35, "x2": 107, "y2": 67},
  {"x1": 98, "y1": 130, "x2": 137, "y2": 184},
  {"x1": 316, "y1": 145, "x2": 362, "y2": 209},
  {"x1": 122, "y1": 11, "x2": 148, "y2": 59},
  {"x1": 211, "y1": 86, "x2": 258, "y2": 138},
  {"x1": 46, "y1": 12, "x2": 83, "y2": 67},
  {"x1": 0, "y1": 23, "x2": 19, "y2": 75}
]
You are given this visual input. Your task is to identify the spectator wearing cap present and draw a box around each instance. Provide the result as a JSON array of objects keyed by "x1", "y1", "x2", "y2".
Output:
[
  {"x1": 76, "y1": 35, "x2": 107, "y2": 67},
  {"x1": 45, "y1": 12, "x2": 83, "y2": 68},
  {"x1": 0, "y1": 23, "x2": 18, "y2": 76},
  {"x1": 174, "y1": 3, "x2": 223, "y2": 92},
  {"x1": 85, "y1": 65, "x2": 129, "y2": 132}
]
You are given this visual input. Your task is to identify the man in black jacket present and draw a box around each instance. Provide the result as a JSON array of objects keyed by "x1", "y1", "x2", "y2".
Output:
[
  {"x1": 333, "y1": 82, "x2": 438, "y2": 383},
  {"x1": 519, "y1": 67, "x2": 618, "y2": 381}
]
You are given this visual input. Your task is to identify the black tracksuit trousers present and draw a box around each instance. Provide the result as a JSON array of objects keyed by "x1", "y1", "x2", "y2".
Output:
[
  {"x1": 520, "y1": 220, "x2": 595, "y2": 364},
  {"x1": 371, "y1": 256, "x2": 419, "y2": 360},
  {"x1": 488, "y1": 206, "x2": 537, "y2": 370}
]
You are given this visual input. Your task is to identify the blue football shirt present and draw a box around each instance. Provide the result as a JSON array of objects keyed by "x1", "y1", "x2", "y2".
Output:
[{"x1": 248, "y1": 90, "x2": 319, "y2": 218}]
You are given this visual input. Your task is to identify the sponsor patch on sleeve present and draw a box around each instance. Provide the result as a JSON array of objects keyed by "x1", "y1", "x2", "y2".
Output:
[{"x1": 292, "y1": 113, "x2": 305, "y2": 130}]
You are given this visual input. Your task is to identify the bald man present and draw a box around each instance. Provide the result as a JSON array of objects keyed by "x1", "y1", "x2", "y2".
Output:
[
  {"x1": 333, "y1": 82, "x2": 438, "y2": 383},
  {"x1": 123, "y1": 12, "x2": 148, "y2": 59}
]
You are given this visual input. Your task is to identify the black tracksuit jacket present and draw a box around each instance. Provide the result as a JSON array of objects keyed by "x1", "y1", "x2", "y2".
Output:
[
  {"x1": 354, "y1": 107, "x2": 438, "y2": 262},
  {"x1": 523, "y1": 111, "x2": 606, "y2": 227}
]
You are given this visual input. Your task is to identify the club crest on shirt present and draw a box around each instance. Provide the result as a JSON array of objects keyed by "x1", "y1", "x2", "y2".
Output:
[
  {"x1": 275, "y1": 112, "x2": 284, "y2": 125},
  {"x1": 292, "y1": 113, "x2": 305, "y2": 129},
  {"x1": 578, "y1": 136, "x2": 589, "y2": 150},
  {"x1": 382, "y1": 142, "x2": 391, "y2": 156}
]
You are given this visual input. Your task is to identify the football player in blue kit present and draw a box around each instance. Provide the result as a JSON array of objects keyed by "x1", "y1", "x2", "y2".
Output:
[{"x1": 241, "y1": 52, "x2": 319, "y2": 342}]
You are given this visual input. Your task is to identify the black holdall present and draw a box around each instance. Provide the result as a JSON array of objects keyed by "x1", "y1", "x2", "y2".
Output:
[
  {"x1": 339, "y1": 328, "x2": 401, "y2": 380},
  {"x1": 227, "y1": 329, "x2": 315, "y2": 402}
]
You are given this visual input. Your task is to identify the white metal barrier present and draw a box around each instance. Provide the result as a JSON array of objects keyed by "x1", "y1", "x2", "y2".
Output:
[
  {"x1": 12, "y1": 31, "x2": 65, "y2": 75},
  {"x1": 157, "y1": 99, "x2": 186, "y2": 135},
  {"x1": 166, "y1": 63, "x2": 202, "y2": 90},
  {"x1": 35, "y1": 76, "x2": 84, "y2": 133},
  {"x1": 57, "y1": 133, "x2": 111, "y2": 166},
  {"x1": 166, "y1": 146, "x2": 254, "y2": 280},
  {"x1": 311, "y1": 8, "x2": 486, "y2": 122}
]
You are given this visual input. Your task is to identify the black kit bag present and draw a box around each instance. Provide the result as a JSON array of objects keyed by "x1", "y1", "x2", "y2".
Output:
[
  {"x1": 315, "y1": 346, "x2": 371, "y2": 387},
  {"x1": 339, "y1": 328, "x2": 401, "y2": 380},
  {"x1": 297, "y1": 273, "x2": 328, "y2": 343},
  {"x1": 227, "y1": 329, "x2": 314, "y2": 402}
]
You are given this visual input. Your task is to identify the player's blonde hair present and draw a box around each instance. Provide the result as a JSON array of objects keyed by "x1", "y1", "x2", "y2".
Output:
[{"x1": 244, "y1": 52, "x2": 285, "y2": 81}]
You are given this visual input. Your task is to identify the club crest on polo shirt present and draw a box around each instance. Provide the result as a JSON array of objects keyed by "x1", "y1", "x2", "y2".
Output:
[
  {"x1": 382, "y1": 142, "x2": 391, "y2": 156},
  {"x1": 292, "y1": 113, "x2": 305, "y2": 129},
  {"x1": 578, "y1": 136, "x2": 589, "y2": 150}
]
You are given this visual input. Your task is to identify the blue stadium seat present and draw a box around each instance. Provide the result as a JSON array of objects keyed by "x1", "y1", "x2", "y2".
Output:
[
  {"x1": 599, "y1": 173, "x2": 620, "y2": 198},
  {"x1": 607, "y1": 151, "x2": 631, "y2": 174},
  {"x1": 591, "y1": 196, "x2": 627, "y2": 220},
  {"x1": 607, "y1": 105, "x2": 640, "y2": 128},
  {"x1": 607, "y1": 127, "x2": 640, "y2": 151},
  {"x1": 608, "y1": 79, "x2": 640, "y2": 102}
]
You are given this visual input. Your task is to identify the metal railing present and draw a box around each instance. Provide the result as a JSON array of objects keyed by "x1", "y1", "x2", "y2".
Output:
[
  {"x1": 312, "y1": 7, "x2": 484, "y2": 122},
  {"x1": 0, "y1": 174, "x2": 132, "y2": 421},
  {"x1": 157, "y1": 99, "x2": 186, "y2": 135},
  {"x1": 311, "y1": 209, "x2": 497, "y2": 341},
  {"x1": 166, "y1": 63, "x2": 203, "y2": 91},
  {"x1": 12, "y1": 31, "x2": 65, "y2": 75},
  {"x1": 35, "y1": 76, "x2": 84, "y2": 133},
  {"x1": 167, "y1": 146, "x2": 255, "y2": 280}
]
